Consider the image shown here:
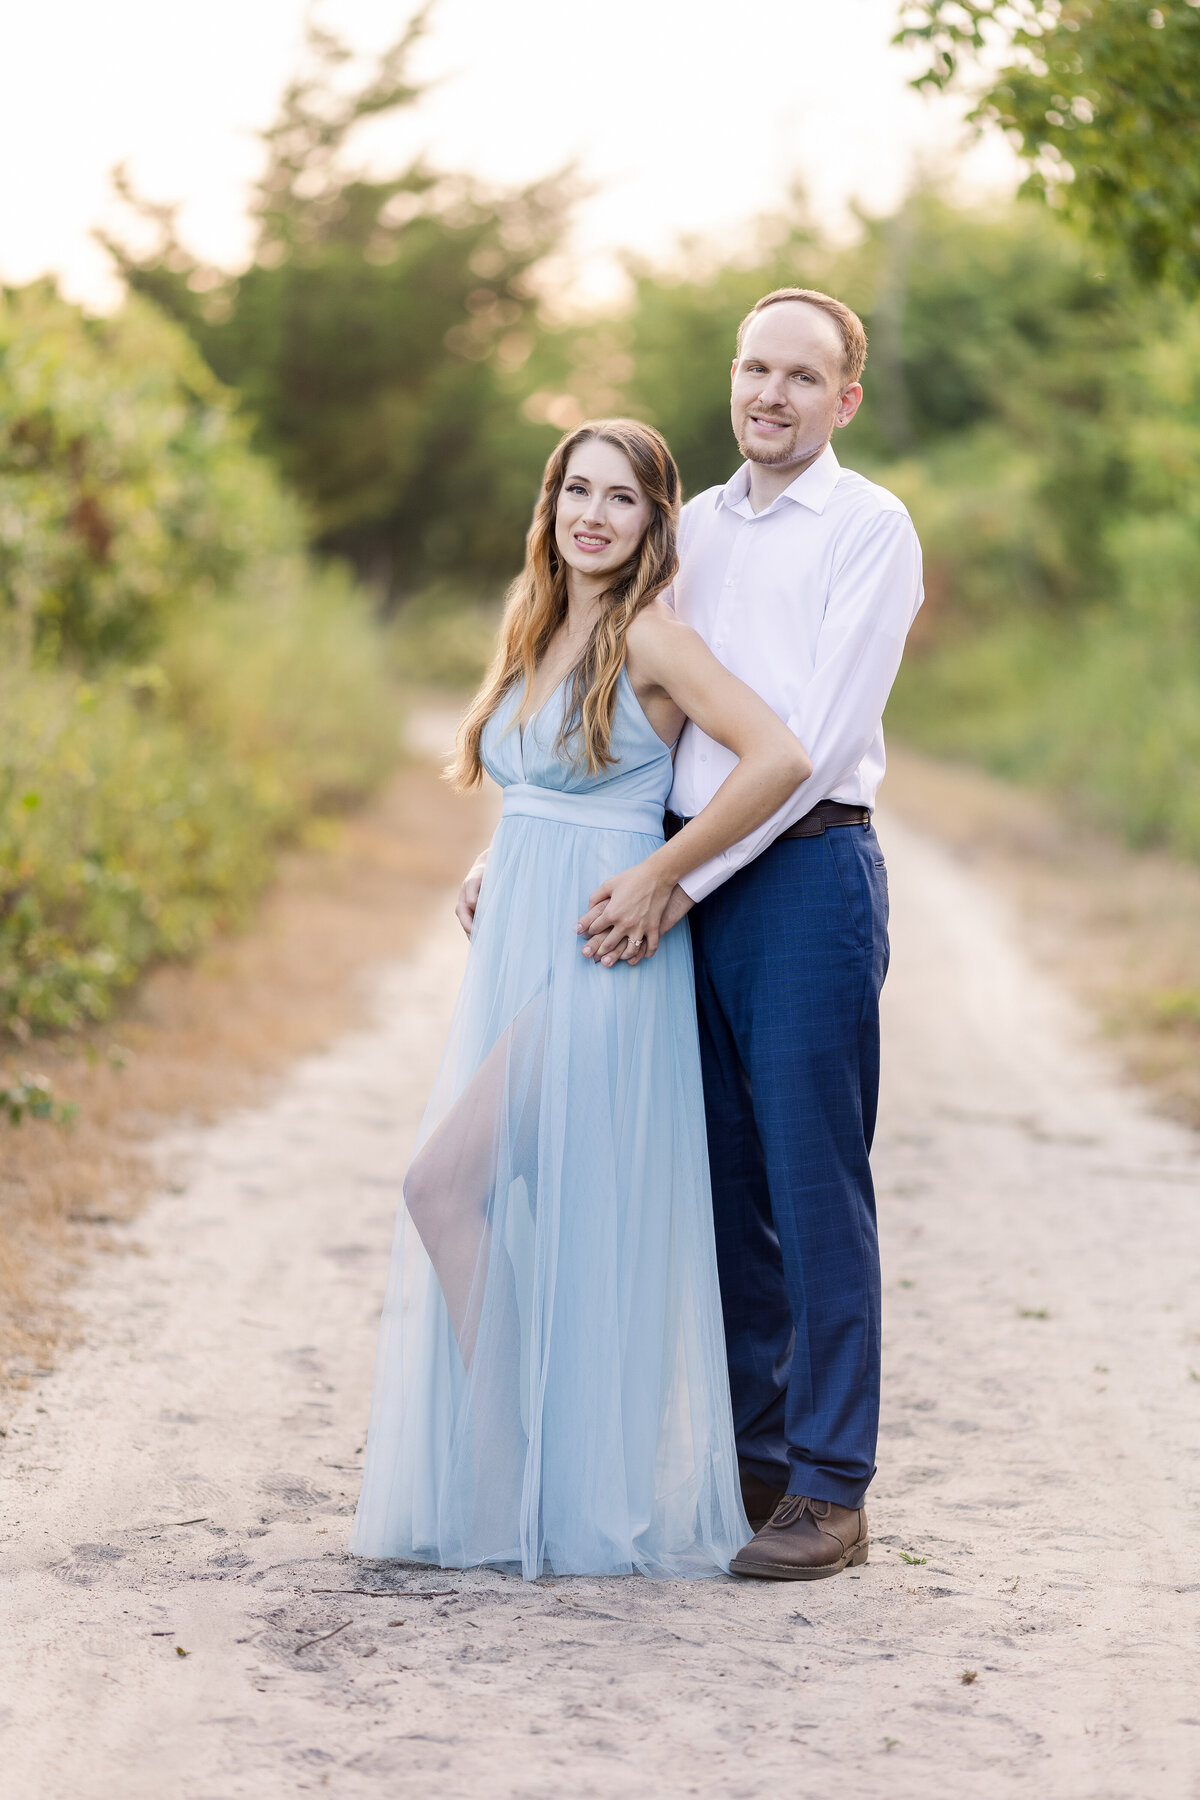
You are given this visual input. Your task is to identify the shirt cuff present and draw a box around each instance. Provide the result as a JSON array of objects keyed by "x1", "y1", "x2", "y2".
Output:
[{"x1": 677, "y1": 851, "x2": 730, "y2": 905}]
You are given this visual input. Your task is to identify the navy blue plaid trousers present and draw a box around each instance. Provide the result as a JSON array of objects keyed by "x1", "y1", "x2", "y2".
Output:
[{"x1": 687, "y1": 820, "x2": 889, "y2": 1510}]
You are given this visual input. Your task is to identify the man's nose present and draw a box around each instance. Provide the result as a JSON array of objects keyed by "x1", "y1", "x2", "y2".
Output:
[{"x1": 756, "y1": 372, "x2": 789, "y2": 408}]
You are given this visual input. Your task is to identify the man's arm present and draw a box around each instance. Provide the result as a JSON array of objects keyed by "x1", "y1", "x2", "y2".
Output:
[
  {"x1": 575, "y1": 604, "x2": 812, "y2": 965},
  {"x1": 679, "y1": 509, "x2": 923, "y2": 903}
]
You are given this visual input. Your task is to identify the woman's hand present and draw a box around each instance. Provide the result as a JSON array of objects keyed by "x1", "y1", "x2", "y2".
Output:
[
  {"x1": 455, "y1": 850, "x2": 489, "y2": 938},
  {"x1": 577, "y1": 858, "x2": 687, "y2": 967},
  {"x1": 579, "y1": 880, "x2": 695, "y2": 966}
]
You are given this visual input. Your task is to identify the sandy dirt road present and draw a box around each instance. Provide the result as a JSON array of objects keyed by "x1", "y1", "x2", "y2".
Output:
[{"x1": 2, "y1": 739, "x2": 1199, "y2": 1798}]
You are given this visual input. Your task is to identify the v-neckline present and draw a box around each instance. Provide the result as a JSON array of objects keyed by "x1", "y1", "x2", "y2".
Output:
[
  {"x1": 518, "y1": 667, "x2": 573, "y2": 746},
  {"x1": 517, "y1": 666, "x2": 677, "y2": 765}
]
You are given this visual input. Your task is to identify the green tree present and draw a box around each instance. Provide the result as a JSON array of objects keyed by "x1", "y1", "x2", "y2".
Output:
[
  {"x1": 0, "y1": 282, "x2": 297, "y2": 662},
  {"x1": 103, "y1": 13, "x2": 573, "y2": 599},
  {"x1": 896, "y1": 1, "x2": 1200, "y2": 290}
]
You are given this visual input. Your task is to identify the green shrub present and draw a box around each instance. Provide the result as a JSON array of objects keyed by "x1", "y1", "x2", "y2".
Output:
[
  {"x1": 891, "y1": 508, "x2": 1200, "y2": 858},
  {"x1": 0, "y1": 571, "x2": 398, "y2": 1039},
  {"x1": 0, "y1": 283, "x2": 399, "y2": 1041},
  {"x1": 0, "y1": 282, "x2": 299, "y2": 662}
]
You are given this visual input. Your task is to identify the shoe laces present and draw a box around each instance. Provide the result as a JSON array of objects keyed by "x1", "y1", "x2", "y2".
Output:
[{"x1": 769, "y1": 1494, "x2": 832, "y2": 1528}]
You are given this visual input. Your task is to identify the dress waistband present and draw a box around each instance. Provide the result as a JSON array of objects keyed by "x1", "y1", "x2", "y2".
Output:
[{"x1": 501, "y1": 783, "x2": 664, "y2": 837}]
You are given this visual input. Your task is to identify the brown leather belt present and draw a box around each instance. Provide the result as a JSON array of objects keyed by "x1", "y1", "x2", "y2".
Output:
[
  {"x1": 777, "y1": 799, "x2": 871, "y2": 838},
  {"x1": 665, "y1": 799, "x2": 870, "y2": 841}
]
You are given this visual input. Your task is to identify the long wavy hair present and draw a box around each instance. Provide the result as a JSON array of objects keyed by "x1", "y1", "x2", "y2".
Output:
[{"x1": 450, "y1": 419, "x2": 680, "y2": 787}]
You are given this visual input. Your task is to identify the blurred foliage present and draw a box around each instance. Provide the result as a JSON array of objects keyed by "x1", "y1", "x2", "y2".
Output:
[
  {"x1": 0, "y1": 1073, "x2": 77, "y2": 1127},
  {"x1": 0, "y1": 569, "x2": 396, "y2": 1039},
  {"x1": 103, "y1": 12, "x2": 570, "y2": 601},
  {"x1": 0, "y1": 278, "x2": 399, "y2": 1040},
  {"x1": 387, "y1": 584, "x2": 500, "y2": 690},
  {"x1": 896, "y1": 1, "x2": 1200, "y2": 292},
  {"x1": 0, "y1": 282, "x2": 297, "y2": 662}
]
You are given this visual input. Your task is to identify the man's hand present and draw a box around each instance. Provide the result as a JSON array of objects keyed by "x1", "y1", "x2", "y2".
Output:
[
  {"x1": 455, "y1": 851, "x2": 488, "y2": 938},
  {"x1": 577, "y1": 872, "x2": 694, "y2": 967}
]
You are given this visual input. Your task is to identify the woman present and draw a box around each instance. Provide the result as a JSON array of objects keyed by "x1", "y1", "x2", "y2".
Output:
[{"x1": 350, "y1": 420, "x2": 810, "y2": 1579}]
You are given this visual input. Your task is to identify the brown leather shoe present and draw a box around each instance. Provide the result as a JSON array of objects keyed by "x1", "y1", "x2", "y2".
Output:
[
  {"x1": 739, "y1": 1468, "x2": 787, "y2": 1532},
  {"x1": 729, "y1": 1494, "x2": 868, "y2": 1581}
]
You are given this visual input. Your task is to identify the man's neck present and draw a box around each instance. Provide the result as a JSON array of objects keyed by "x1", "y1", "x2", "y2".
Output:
[{"x1": 746, "y1": 440, "x2": 828, "y2": 515}]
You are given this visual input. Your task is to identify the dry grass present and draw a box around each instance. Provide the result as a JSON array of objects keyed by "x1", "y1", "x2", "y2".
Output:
[
  {"x1": 0, "y1": 729, "x2": 494, "y2": 1413},
  {"x1": 884, "y1": 744, "x2": 1200, "y2": 1129}
]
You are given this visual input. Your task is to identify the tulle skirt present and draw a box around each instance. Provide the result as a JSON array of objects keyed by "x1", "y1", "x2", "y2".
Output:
[{"x1": 349, "y1": 810, "x2": 750, "y2": 1578}]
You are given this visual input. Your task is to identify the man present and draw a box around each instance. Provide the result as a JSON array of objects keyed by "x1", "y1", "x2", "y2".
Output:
[
  {"x1": 582, "y1": 287, "x2": 922, "y2": 1579},
  {"x1": 461, "y1": 287, "x2": 923, "y2": 1579}
]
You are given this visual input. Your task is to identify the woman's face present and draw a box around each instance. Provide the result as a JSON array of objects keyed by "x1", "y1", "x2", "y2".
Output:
[{"x1": 554, "y1": 439, "x2": 653, "y2": 587}]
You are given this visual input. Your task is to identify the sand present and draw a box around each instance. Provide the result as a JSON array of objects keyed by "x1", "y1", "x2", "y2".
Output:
[{"x1": 1, "y1": 742, "x2": 1198, "y2": 1798}]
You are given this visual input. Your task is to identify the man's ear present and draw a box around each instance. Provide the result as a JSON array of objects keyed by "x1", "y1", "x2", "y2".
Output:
[
  {"x1": 730, "y1": 358, "x2": 738, "y2": 388},
  {"x1": 834, "y1": 383, "x2": 864, "y2": 429}
]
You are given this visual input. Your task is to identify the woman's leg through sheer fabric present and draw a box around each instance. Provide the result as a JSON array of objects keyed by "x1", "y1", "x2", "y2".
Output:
[{"x1": 402, "y1": 989, "x2": 546, "y2": 1364}]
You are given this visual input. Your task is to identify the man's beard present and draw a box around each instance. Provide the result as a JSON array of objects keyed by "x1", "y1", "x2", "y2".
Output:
[{"x1": 735, "y1": 420, "x2": 802, "y2": 466}]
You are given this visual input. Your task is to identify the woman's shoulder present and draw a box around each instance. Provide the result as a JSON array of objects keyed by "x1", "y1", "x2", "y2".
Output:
[
  {"x1": 627, "y1": 596, "x2": 684, "y2": 652},
  {"x1": 626, "y1": 597, "x2": 701, "y2": 671}
]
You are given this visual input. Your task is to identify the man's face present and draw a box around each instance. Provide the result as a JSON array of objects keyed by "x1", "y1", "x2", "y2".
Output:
[{"x1": 731, "y1": 302, "x2": 862, "y2": 471}]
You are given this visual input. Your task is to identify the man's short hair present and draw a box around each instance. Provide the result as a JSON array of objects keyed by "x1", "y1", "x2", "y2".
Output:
[{"x1": 736, "y1": 288, "x2": 868, "y2": 387}]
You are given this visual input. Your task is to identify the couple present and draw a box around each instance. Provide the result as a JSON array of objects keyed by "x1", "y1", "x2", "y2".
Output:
[{"x1": 350, "y1": 287, "x2": 923, "y2": 1582}]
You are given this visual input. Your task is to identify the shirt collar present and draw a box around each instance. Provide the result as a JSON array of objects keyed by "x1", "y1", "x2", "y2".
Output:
[{"x1": 718, "y1": 441, "x2": 842, "y2": 519}]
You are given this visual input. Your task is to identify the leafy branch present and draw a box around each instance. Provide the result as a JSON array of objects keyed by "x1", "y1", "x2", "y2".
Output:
[{"x1": 896, "y1": 1, "x2": 1200, "y2": 290}]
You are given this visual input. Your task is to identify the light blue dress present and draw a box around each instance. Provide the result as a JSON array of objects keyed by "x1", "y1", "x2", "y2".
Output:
[{"x1": 350, "y1": 670, "x2": 751, "y2": 1579}]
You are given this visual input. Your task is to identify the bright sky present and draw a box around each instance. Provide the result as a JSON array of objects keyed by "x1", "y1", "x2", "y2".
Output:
[{"x1": 0, "y1": 0, "x2": 1018, "y2": 310}]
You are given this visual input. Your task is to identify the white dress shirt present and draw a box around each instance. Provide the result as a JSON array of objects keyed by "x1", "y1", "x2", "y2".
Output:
[{"x1": 668, "y1": 442, "x2": 923, "y2": 902}]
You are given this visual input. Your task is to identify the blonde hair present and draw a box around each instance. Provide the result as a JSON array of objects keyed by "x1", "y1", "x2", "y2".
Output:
[
  {"x1": 736, "y1": 287, "x2": 868, "y2": 386},
  {"x1": 450, "y1": 419, "x2": 680, "y2": 787}
]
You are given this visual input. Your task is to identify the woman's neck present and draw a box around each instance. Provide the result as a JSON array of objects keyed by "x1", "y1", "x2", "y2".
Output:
[{"x1": 561, "y1": 570, "x2": 606, "y2": 648}]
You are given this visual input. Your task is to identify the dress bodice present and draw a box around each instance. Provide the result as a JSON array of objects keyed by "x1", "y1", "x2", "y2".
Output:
[{"x1": 481, "y1": 668, "x2": 674, "y2": 836}]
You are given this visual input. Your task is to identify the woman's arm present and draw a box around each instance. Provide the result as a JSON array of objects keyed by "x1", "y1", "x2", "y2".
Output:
[
  {"x1": 579, "y1": 605, "x2": 811, "y2": 966},
  {"x1": 455, "y1": 848, "x2": 489, "y2": 937}
]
